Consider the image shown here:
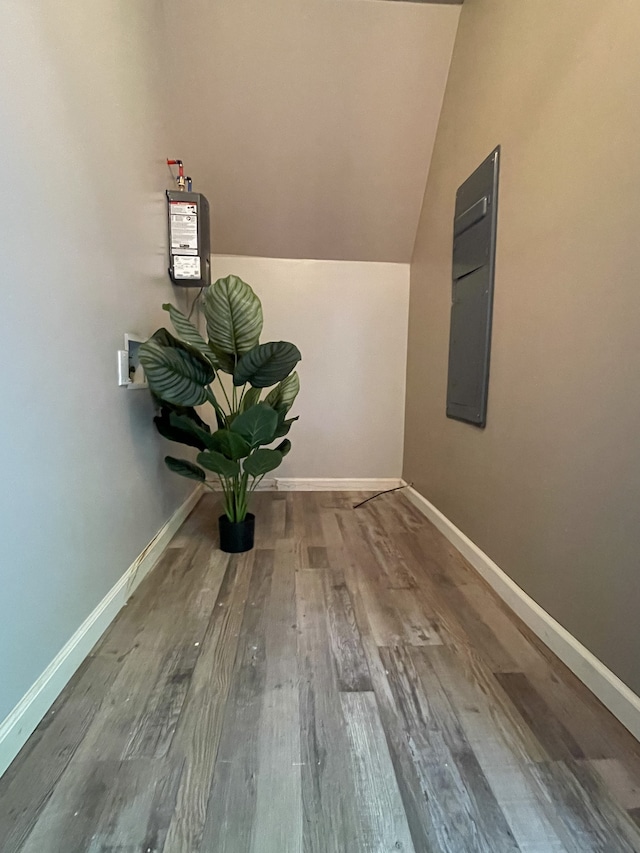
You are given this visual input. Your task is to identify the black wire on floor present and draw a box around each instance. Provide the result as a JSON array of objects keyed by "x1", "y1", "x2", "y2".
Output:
[{"x1": 352, "y1": 483, "x2": 412, "y2": 509}]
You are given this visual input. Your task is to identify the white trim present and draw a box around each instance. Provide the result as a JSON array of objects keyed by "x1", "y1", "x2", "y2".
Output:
[
  {"x1": 207, "y1": 477, "x2": 277, "y2": 492},
  {"x1": 275, "y1": 478, "x2": 404, "y2": 492},
  {"x1": 404, "y1": 484, "x2": 640, "y2": 743},
  {"x1": 0, "y1": 485, "x2": 203, "y2": 778},
  {"x1": 207, "y1": 477, "x2": 403, "y2": 492}
]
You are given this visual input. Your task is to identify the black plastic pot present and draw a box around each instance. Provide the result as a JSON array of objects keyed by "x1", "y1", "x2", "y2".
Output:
[{"x1": 218, "y1": 512, "x2": 255, "y2": 553}]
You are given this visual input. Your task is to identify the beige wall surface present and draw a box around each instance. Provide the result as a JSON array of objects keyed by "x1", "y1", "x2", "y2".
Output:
[
  {"x1": 212, "y1": 256, "x2": 410, "y2": 479},
  {"x1": 160, "y1": 0, "x2": 460, "y2": 263},
  {"x1": 404, "y1": 0, "x2": 640, "y2": 693},
  {"x1": 0, "y1": 1, "x2": 193, "y2": 723}
]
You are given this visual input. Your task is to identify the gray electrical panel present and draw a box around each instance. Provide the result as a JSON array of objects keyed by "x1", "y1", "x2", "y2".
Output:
[{"x1": 446, "y1": 146, "x2": 500, "y2": 427}]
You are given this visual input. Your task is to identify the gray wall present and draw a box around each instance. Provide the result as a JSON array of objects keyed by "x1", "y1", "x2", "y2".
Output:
[
  {"x1": 404, "y1": 0, "x2": 640, "y2": 693},
  {"x1": 0, "y1": 1, "x2": 194, "y2": 722}
]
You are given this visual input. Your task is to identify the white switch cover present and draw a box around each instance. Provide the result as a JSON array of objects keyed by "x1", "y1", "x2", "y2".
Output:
[{"x1": 117, "y1": 349, "x2": 130, "y2": 386}]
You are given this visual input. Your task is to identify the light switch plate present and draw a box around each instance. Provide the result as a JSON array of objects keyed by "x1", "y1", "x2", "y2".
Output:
[{"x1": 117, "y1": 349, "x2": 130, "y2": 386}]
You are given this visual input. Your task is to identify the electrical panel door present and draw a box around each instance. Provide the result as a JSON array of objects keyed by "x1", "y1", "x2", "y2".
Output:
[{"x1": 446, "y1": 147, "x2": 500, "y2": 427}]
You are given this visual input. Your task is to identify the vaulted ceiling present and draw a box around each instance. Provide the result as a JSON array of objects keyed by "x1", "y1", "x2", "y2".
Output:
[
  {"x1": 370, "y1": 0, "x2": 462, "y2": 4},
  {"x1": 160, "y1": 0, "x2": 460, "y2": 263}
]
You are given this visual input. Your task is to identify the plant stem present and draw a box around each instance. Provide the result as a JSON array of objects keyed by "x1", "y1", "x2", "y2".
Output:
[
  {"x1": 249, "y1": 474, "x2": 266, "y2": 494},
  {"x1": 210, "y1": 370, "x2": 233, "y2": 415},
  {"x1": 220, "y1": 475, "x2": 234, "y2": 519},
  {"x1": 226, "y1": 469, "x2": 249, "y2": 521},
  {"x1": 205, "y1": 387, "x2": 228, "y2": 427}
]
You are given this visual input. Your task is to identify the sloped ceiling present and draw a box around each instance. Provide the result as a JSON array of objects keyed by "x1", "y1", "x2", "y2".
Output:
[
  {"x1": 160, "y1": 0, "x2": 460, "y2": 262},
  {"x1": 373, "y1": 0, "x2": 462, "y2": 4}
]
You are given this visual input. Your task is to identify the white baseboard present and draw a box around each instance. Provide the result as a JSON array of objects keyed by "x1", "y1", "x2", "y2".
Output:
[
  {"x1": 205, "y1": 478, "x2": 403, "y2": 492},
  {"x1": 207, "y1": 477, "x2": 277, "y2": 492},
  {"x1": 404, "y1": 484, "x2": 640, "y2": 743},
  {"x1": 0, "y1": 485, "x2": 203, "y2": 778},
  {"x1": 275, "y1": 478, "x2": 404, "y2": 491}
]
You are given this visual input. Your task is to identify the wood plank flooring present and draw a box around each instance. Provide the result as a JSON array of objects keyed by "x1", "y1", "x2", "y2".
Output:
[{"x1": 2, "y1": 490, "x2": 640, "y2": 852}]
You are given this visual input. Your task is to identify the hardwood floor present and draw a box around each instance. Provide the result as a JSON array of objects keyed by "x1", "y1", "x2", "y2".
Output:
[{"x1": 2, "y1": 490, "x2": 640, "y2": 852}]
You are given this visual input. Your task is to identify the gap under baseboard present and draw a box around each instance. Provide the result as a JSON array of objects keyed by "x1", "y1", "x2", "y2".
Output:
[{"x1": 403, "y1": 483, "x2": 640, "y2": 743}]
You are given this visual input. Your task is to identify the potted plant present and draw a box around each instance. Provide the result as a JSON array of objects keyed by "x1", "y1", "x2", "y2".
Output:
[{"x1": 139, "y1": 275, "x2": 301, "y2": 553}]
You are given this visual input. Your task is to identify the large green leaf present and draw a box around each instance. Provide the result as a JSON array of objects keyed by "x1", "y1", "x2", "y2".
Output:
[
  {"x1": 165, "y1": 456, "x2": 206, "y2": 482},
  {"x1": 264, "y1": 371, "x2": 300, "y2": 413},
  {"x1": 149, "y1": 328, "x2": 213, "y2": 365},
  {"x1": 149, "y1": 329, "x2": 219, "y2": 395},
  {"x1": 243, "y1": 448, "x2": 283, "y2": 478},
  {"x1": 208, "y1": 429, "x2": 251, "y2": 461},
  {"x1": 274, "y1": 413, "x2": 299, "y2": 440},
  {"x1": 233, "y1": 341, "x2": 301, "y2": 388},
  {"x1": 197, "y1": 450, "x2": 240, "y2": 478},
  {"x1": 208, "y1": 344, "x2": 236, "y2": 374},
  {"x1": 274, "y1": 438, "x2": 292, "y2": 457},
  {"x1": 240, "y1": 386, "x2": 261, "y2": 412},
  {"x1": 152, "y1": 395, "x2": 211, "y2": 430},
  {"x1": 161, "y1": 305, "x2": 237, "y2": 373},
  {"x1": 149, "y1": 327, "x2": 181, "y2": 349},
  {"x1": 154, "y1": 409, "x2": 208, "y2": 451},
  {"x1": 205, "y1": 275, "x2": 263, "y2": 357},
  {"x1": 168, "y1": 413, "x2": 217, "y2": 450},
  {"x1": 231, "y1": 404, "x2": 278, "y2": 448},
  {"x1": 139, "y1": 336, "x2": 214, "y2": 407},
  {"x1": 162, "y1": 303, "x2": 208, "y2": 353}
]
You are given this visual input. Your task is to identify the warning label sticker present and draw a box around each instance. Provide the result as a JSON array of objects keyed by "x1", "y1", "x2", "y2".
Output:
[
  {"x1": 170, "y1": 202, "x2": 197, "y2": 217},
  {"x1": 170, "y1": 202, "x2": 198, "y2": 254},
  {"x1": 173, "y1": 255, "x2": 201, "y2": 280}
]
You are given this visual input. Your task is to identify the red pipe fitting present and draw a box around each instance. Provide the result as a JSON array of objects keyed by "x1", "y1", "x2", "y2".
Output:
[
  {"x1": 167, "y1": 159, "x2": 186, "y2": 190},
  {"x1": 166, "y1": 158, "x2": 184, "y2": 179}
]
